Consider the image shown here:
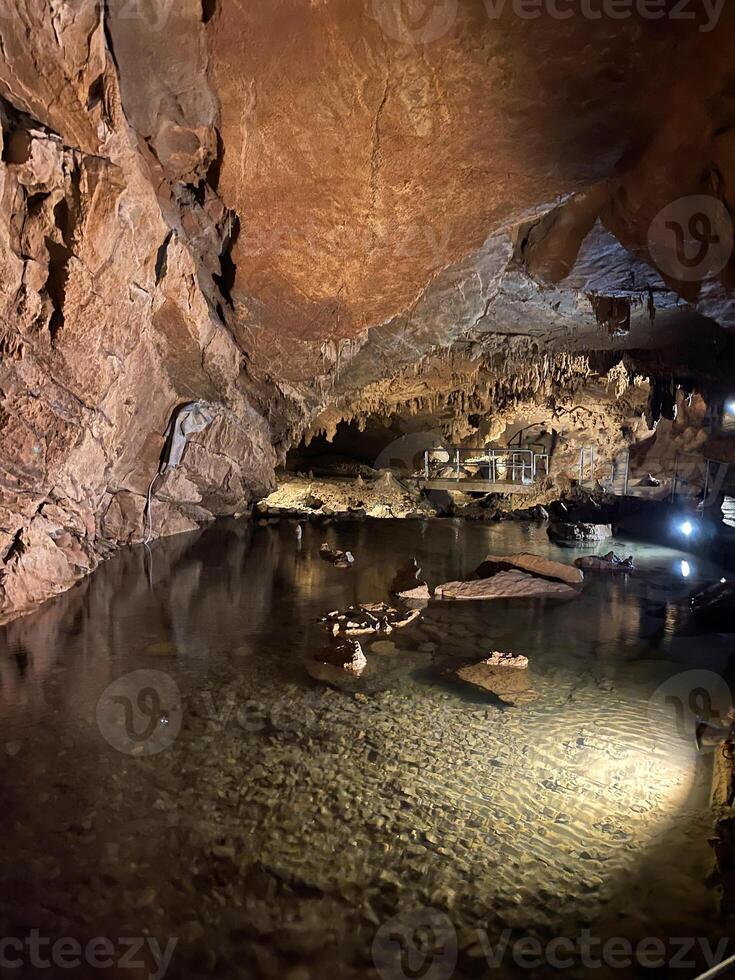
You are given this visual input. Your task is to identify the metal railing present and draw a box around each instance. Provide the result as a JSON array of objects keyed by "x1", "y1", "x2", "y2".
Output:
[{"x1": 423, "y1": 447, "x2": 549, "y2": 485}]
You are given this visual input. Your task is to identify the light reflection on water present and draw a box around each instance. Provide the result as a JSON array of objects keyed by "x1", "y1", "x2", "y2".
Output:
[{"x1": 0, "y1": 517, "x2": 730, "y2": 977}]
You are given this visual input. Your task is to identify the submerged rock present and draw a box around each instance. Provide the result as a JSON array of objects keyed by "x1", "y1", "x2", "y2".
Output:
[
  {"x1": 475, "y1": 552, "x2": 583, "y2": 588},
  {"x1": 575, "y1": 552, "x2": 634, "y2": 573},
  {"x1": 370, "y1": 640, "x2": 398, "y2": 656},
  {"x1": 456, "y1": 655, "x2": 537, "y2": 705},
  {"x1": 305, "y1": 637, "x2": 366, "y2": 686},
  {"x1": 389, "y1": 558, "x2": 431, "y2": 601},
  {"x1": 435, "y1": 570, "x2": 578, "y2": 600}
]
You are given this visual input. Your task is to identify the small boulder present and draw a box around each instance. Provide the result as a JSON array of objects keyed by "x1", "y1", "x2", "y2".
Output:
[
  {"x1": 575, "y1": 552, "x2": 634, "y2": 573},
  {"x1": 456, "y1": 656, "x2": 536, "y2": 705},
  {"x1": 547, "y1": 522, "x2": 612, "y2": 545},
  {"x1": 319, "y1": 543, "x2": 355, "y2": 567},
  {"x1": 389, "y1": 558, "x2": 431, "y2": 600},
  {"x1": 305, "y1": 637, "x2": 366, "y2": 686}
]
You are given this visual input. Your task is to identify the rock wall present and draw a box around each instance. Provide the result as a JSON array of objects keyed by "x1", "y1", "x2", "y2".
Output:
[{"x1": 1, "y1": 1, "x2": 735, "y2": 619}]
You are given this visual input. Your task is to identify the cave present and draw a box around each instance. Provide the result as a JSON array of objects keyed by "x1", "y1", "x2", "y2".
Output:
[{"x1": 2, "y1": 2, "x2": 735, "y2": 978}]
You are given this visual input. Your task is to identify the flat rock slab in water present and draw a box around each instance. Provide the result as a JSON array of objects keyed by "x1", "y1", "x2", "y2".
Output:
[
  {"x1": 435, "y1": 570, "x2": 578, "y2": 600},
  {"x1": 476, "y1": 552, "x2": 583, "y2": 587},
  {"x1": 456, "y1": 658, "x2": 537, "y2": 704}
]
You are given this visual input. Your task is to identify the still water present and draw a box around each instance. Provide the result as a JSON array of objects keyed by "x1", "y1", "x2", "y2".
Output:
[{"x1": 0, "y1": 518, "x2": 731, "y2": 979}]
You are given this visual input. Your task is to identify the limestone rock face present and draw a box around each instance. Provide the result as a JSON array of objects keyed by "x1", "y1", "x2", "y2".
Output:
[{"x1": 1, "y1": 1, "x2": 735, "y2": 619}]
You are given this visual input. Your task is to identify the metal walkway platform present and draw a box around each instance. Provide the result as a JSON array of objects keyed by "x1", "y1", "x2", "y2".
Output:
[
  {"x1": 415, "y1": 478, "x2": 539, "y2": 494},
  {"x1": 418, "y1": 447, "x2": 548, "y2": 495}
]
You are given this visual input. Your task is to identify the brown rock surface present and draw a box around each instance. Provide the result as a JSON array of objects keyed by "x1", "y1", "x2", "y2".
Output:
[
  {"x1": 456, "y1": 658, "x2": 537, "y2": 705},
  {"x1": 389, "y1": 558, "x2": 431, "y2": 600},
  {"x1": 434, "y1": 570, "x2": 578, "y2": 601},
  {"x1": 305, "y1": 638, "x2": 367, "y2": 686},
  {"x1": 1, "y1": 2, "x2": 735, "y2": 620},
  {"x1": 475, "y1": 553, "x2": 583, "y2": 588}
]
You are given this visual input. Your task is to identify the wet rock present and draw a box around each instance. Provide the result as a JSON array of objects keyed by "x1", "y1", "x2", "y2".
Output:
[
  {"x1": 483, "y1": 651, "x2": 529, "y2": 669},
  {"x1": 510, "y1": 505, "x2": 550, "y2": 522},
  {"x1": 456, "y1": 657, "x2": 537, "y2": 705},
  {"x1": 320, "y1": 603, "x2": 421, "y2": 637},
  {"x1": 575, "y1": 552, "x2": 634, "y2": 573},
  {"x1": 435, "y1": 571, "x2": 578, "y2": 600},
  {"x1": 389, "y1": 558, "x2": 431, "y2": 601},
  {"x1": 370, "y1": 640, "x2": 397, "y2": 656},
  {"x1": 547, "y1": 522, "x2": 613, "y2": 545},
  {"x1": 305, "y1": 638, "x2": 366, "y2": 686},
  {"x1": 475, "y1": 552, "x2": 583, "y2": 588},
  {"x1": 319, "y1": 543, "x2": 355, "y2": 567}
]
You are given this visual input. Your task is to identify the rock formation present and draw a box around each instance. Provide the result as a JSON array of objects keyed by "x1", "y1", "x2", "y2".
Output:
[
  {"x1": 475, "y1": 553, "x2": 584, "y2": 588},
  {"x1": 389, "y1": 558, "x2": 431, "y2": 601},
  {"x1": 2, "y1": 1, "x2": 735, "y2": 619},
  {"x1": 435, "y1": 569, "x2": 579, "y2": 601},
  {"x1": 305, "y1": 637, "x2": 367, "y2": 686},
  {"x1": 456, "y1": 653, "x2": 537, "y2": 705}
]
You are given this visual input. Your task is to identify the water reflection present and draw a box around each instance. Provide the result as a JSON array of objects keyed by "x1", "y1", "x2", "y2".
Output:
[{"x1": 0, "y1": 518, "x2": 730, "y2": 978}]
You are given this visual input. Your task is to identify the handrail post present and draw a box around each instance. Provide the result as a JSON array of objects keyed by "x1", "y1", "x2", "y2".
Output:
[
  {"x1": 424, "y1": 449, "x2": 429, "y2": 480},
  {"x1": 455, "y1": 448, "x2": 460, "y2": 481}
]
